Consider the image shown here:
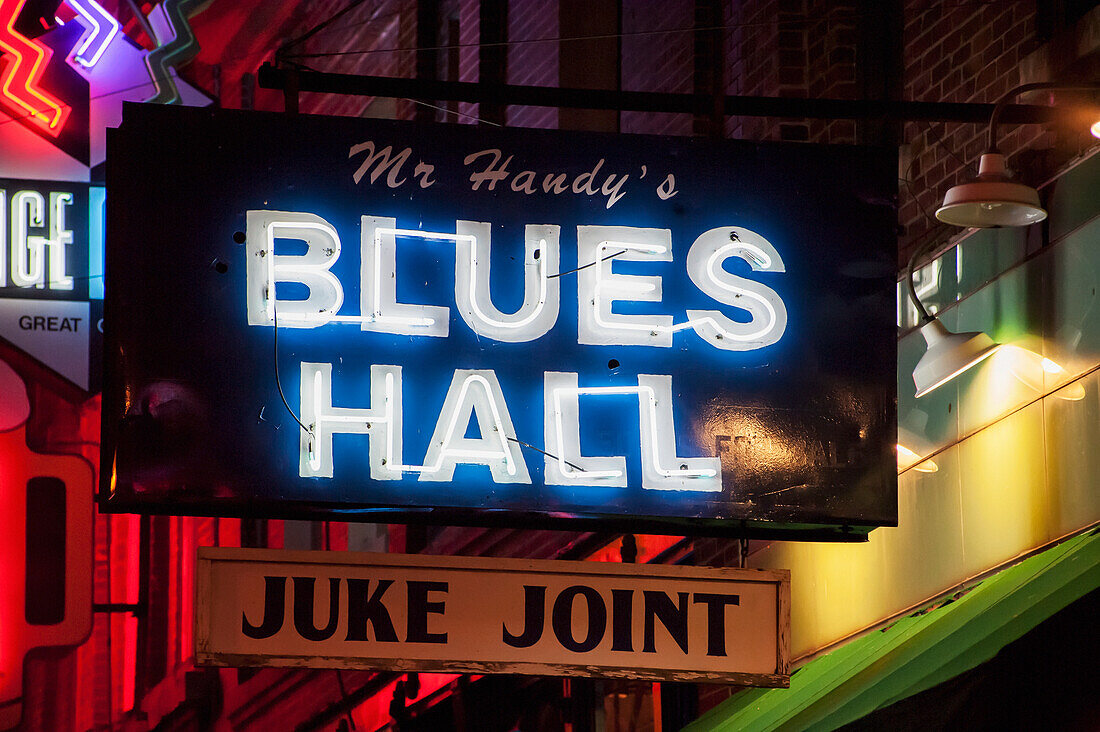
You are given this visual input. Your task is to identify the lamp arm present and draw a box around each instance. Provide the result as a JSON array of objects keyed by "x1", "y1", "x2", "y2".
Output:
[
  {"x1": 988, "y1": 81, "x2": 1100, "y2": 153},
  {"x1": 906, "y1": 233, "x2": 943, "y2": 325}
]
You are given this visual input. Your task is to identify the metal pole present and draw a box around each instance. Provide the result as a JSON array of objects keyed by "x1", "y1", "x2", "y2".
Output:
[{"x1": 258, "y1": 63, "x2": 1066, "y2": 125}]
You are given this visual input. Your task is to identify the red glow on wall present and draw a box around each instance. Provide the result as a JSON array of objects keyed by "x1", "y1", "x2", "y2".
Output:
[
  {"x1": 0, "y1": 414, "x2": 94, "y2": 728},
  {"x1": 585, "y1": 534, "x2": 685, "y2": 564},
  {"x1": 0, "y1": 0, "x2": 71, "y2": 136}
]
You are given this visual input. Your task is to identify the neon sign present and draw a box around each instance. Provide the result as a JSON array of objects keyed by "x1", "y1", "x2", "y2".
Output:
[
  {"x1": 0, "y1": 181, "x2": 85, "y2": 295},
  {"x1": 0, "y1": 0, "x2": 70, "y2": 136},
  {"x1": 248, "y1": 214, "x2": 782, "y2": 490},
  {"x1": 65, "y1": 0, "x2": 120, "y2": 69},
  {"x1": 103, "y1": 105, "x2": 898, "y2": 537},
  {"x1": 143, "y1": 0, "x2": 206, "y2": 105}
]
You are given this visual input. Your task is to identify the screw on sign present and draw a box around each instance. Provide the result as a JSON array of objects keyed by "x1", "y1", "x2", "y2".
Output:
[{"x1": 0, "y1": 358, "x2": 94, "y2": 730}]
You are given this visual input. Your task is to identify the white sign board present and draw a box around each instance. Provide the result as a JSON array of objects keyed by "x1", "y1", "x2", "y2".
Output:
[{"x1": 195, "y1": 548, "x2": 790, "y2": 686}]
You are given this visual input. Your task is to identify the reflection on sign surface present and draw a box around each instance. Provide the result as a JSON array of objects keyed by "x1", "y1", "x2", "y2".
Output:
[{"x1": 103, "y1": 105, "x2": 898, "y2": 536}]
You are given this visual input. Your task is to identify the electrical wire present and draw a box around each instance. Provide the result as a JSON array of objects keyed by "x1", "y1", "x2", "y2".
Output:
[
  {"x1": 278, "y1": 0, "x2": 377, "y2": 56},
  {"x1": 279, "y1": 2, "x2": 1028, "y2": 62},
  {"x1": 280, "y1": 19, "x2": 842, "y2": 60},
  {"x1": 271, "y1": 304, "x2": 313, "y2": 438},
  {"x1": 548, "y1": 249, "x2": 627, "y2": 279},
  {"x1": 406, "y1": 97, "x2": 502, "y2": 126},
  {"x1": 900, "y1": 126, "x2": 943, "y2": 226},
  {"x1": 905, "y1": 227, "x2": 952, "y2": 324},
  {"x1": 921, "y1": 120, "x2": 977, "y2": 175},
  {"x1": 287, "y1": 59, "x2": 504, "y2": 126},
  {"x1": 507, "y1": 436, "x2": 584, "y2": 472}
]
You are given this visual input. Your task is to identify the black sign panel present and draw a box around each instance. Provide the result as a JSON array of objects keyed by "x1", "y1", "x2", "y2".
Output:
[{"x1": 102, "y1": 104, "x2": 897, "y2": 538}]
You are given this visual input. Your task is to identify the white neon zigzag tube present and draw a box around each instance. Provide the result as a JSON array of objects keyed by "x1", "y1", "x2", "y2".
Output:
[
  {"x1": 67, "y1": 0, "x2": 120, "y2": 68},
  {"x1": 263, "y1": 220, "x2": 344, "y2": 324},
  {"x1": 370, "y1": 227, "x2": 549, "y2": 330},
  {"x1": 591, "y1": 240, "x2": 780, "y2": 342},
  {"x1": 307, "y1": 369, "x2": 517, "y2": 477},
  {"x1": 551, "y1": 384, "x2": 717, "y2": 480}
]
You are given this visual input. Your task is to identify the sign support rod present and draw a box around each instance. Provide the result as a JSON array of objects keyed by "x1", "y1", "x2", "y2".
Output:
[{"x1": 257, "y1": 63, "x2": 1064, "y2": 125}]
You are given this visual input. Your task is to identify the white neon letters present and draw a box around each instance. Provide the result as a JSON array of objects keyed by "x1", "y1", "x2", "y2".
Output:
[
  {"x1": 246, "y1": 211, "x2": 344, "y2": 328},
  {"x1": 47, "y1": 193, "x2": 74, "y2": 291},
  {"x1": 5, "y1": 190, "x2": 73, "y2": 290},
  {"x1": 544, "y1": 372, "x2": 720, "y2": 491},
  {"x1": 300, "y1": 364, "x2": 530, "y2": 483},
  {"x1": 301, "y1": 364, "x2": 716, "y2": 490},
  {"x1": 360, "y1": 218, "x2": 560, "y2": 340},
  {"x1": 360, "y1": 217, "x2": 451, "y2": 336},
  {"x1": 249, "y1": 211, "x2": 788, "y2": 489},
  {"x1": 544, "y1": 371, "x2": 628, "y2": 487},
  {"x1": 245, "y1": 209, "x2": 788, "y2": 349},
  {"x1": 10, "y1": 191, "x2": 46, "y2": 288},
  {"x1": 417, "y1": 370, "x2": 530, "y2": 483},
  {"x1": 685, "y1": 226, "x2": 787, "y2": 350},
  {"x1": 454, "y1": 221, "x2": 560, "y2": 342},
  {"x1": 299, "y1": 362, "x2": 402, "y2": 479},
  {"x1": 577, "y1": 226, "x2": 674, "y2": 347}
]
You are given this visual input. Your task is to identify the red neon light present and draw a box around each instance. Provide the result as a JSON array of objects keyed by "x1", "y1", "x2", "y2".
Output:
[{"x1": 0, "y1": 0, "x2": 71, "y2": 136}]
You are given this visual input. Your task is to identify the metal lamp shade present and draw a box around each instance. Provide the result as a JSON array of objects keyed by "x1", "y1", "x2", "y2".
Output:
[
  {"x1": 935, "y1": 153, "x2": 1047, "y2": 228},
  {"x1": 913, "y1": 318, "x2": 1000, "y2": 398}
]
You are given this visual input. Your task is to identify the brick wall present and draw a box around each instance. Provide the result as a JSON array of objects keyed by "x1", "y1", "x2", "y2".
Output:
[
  {"x1": 294, "y1": 0, "x2": 418, "y2": 119},
  {"x1": 802, "y1": 0, "x2": 859, "y2": 144},
  {"x1": 725, "y1": 0, "x2": 861, "y2": 143},
  {"x1": 458, "y1": 0, "x2": 481, "y2": 122},
  {"x1": 620, "y1": 0, "x2": 695, "y2": 136},
  {"x1": 506, "y1": 0, "x2": 558, "y2": 128},
  {"x1": 898, "y1": 0, "x2": 1045, "y2": 261},
  {"x1": 724, "y1": 0, "x2": 778, "y2": 140}
]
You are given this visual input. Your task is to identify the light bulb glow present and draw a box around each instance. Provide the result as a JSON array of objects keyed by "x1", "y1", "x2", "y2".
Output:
[
  {"x1": 896, "y1": 444, "x2": 937, "y2": 473},
  {"x1": 916, "y1": 345, "x2": 1001, "y2": 398},
  {"x1": 1003, "y1": 346, "x2": 1085, "y2": 401},
  {"x1": 1040, "y1": 357, "x2": 1064, "y2": 374}
]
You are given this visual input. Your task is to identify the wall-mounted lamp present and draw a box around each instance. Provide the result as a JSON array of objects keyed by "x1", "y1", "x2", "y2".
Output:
[
  {"x1": 936, "y1": 81, "x2": 1100, "y2": 228},
  {"x1": 912, "y1": 317, "x2": 1000, "y2": 397},
  {"x1": 906, "y1": 236, "x2": 1000, "y2": 398}
]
